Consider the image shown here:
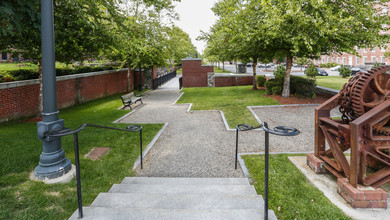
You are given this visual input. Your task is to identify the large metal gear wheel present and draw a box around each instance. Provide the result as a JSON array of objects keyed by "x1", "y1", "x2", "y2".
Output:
[{"x1": 339, "y1": 66, "x2": 390, "y2": 121}]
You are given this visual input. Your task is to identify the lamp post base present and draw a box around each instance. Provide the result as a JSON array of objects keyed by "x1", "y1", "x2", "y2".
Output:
[{"x1": 32, "y1": 163, "x2": 75, "y2": 184}]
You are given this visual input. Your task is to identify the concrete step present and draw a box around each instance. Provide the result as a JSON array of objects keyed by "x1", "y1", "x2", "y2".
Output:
[
  {"x1": 69, "y1": 207, "x2": 278, "y2": 220},
  {"x1": 121, "y1": 177, "x2": 250, "y2": 185},
  {"x1": 91, "y1": 193, "x2": 263, "y2": 209},
  {"x1": 108, "y1": 184, "x2": 257, "y2": 195}
]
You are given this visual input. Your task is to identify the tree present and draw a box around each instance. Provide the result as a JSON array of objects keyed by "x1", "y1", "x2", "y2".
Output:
[
  {"x1": 0, "y1": 0, "x2": 122, "y2": 113},
  {"x1": 305, "y1": 63, "x2": 318, "y2": 78},
  {"x1": 167, "y1": 26, "x2": 197, "y2": 67},
  {"x1": 205, "y1": 0, "x2": 390, "y2": 97}
]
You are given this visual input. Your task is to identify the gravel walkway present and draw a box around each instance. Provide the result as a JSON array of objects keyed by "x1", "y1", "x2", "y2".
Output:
[{"x1": 117, "y1": 76, "x2": 332, "y2": 177}]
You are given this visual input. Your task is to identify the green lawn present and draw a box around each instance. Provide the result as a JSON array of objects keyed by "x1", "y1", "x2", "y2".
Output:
[
  {"x1": 177, "y1": 86, "x2": 279, "y2": 128},
  {"x1": 0, "y1": 62, "x2": 69, "y2": 72},
  {"x1": 316, "y1": 76, "x2": 350, "y2": 90},
  {"x1": 243, "y1": 154, "x2": 351, "y2": 220},
  {"x1": 0, "y1": 95, "x2": 163, "y2": 219},
  {"x1": 0, "y1": 62, "x2": 38, "y2": 71}
]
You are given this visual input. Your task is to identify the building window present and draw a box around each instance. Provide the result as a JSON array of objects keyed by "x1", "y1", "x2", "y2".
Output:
[
  {"x1": 364, "y1": 56, "x2": 367, "y2": 64},
  {"x1": 356, "y1": 57, "x2": 360, "y2": 65},
  {"x1": 364, "y1": 48, "x2": 367, "y2": 53},
  {"x1": 371, "y1": 47, "x2": 376, "y2": 52},
  {"x1": 342, "y1": 57, "x2": 346, "y2": 65},
  {"x1": 1, "y1": 53, "x2": 7, "y2": 61},
  {"x1": 331, "y1": 57, "x2": 334, "y2": 63},
  {"x1": 372, "y1": 56, "x2": 376, "y2": 63},
  {"x1": 337, "y1": 57, "x2": 340, "y2": 64},
  {"x1": 381, "y1": 56, "x2": 386, "y2": 64},
  {"x1": 381, "y1": 46, "x2": 386, "y2": 52}
]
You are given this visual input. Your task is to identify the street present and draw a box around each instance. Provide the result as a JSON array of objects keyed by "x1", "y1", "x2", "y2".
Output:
[{"x1": 221, "y1": 64, "x2": 341, "y2": 77}]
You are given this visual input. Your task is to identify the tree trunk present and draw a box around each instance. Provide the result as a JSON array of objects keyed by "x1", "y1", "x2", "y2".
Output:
[
  {"x1": 222, "y1": 61, "x2": 225, "y2": 72},
  {"x1": 37, "y1": 59, "x2": 43, "y2": 116},
  {"x1": 235, "y1": 61, "x2": 238, "y2": 74},
  {"x1": 282, "y1": 54, "x2": 293, "y2": 98},
  {"x1": 127, "y1": 66, "x2": 131, "y2": 92},
  {"x1": 252, "y1": 58, "x2": 258, "y2": 90}
]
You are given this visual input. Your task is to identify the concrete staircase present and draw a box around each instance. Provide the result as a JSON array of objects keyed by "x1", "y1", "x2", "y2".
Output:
[{"x1": 69, "y1": 177, "x2": 277, "y2": 220}]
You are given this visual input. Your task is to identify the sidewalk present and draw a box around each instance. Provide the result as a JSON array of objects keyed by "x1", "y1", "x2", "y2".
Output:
[{"x1": 118, "y1": 75, "x2": 318, "y2": 177}]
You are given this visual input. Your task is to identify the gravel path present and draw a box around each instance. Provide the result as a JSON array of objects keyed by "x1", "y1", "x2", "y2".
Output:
[{"x1": 117, "y1": 76, "x2": 332, "y2": 177}]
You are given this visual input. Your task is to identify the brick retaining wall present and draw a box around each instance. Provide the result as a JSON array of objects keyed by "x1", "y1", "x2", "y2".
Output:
[
  {"x1": 214, "y1": 74, "x2": 253, "y2": 87},
  {"x1": 0, "y1": 69, "x2": 132, "y2": 122}
]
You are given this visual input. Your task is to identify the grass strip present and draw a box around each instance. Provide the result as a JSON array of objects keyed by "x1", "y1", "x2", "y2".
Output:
[
  {"x1": 315, "y1": 76, "x2": 350, "y2": 90},
  {"x1": 0, "y1": 94, "x2": 162, "y2": 219},
  {"x1": 242, "y1": 154, "x2": 351, "y2": 220},
  {"x1": 177, "y1": 86, "x2": 279, "y2": 128}
]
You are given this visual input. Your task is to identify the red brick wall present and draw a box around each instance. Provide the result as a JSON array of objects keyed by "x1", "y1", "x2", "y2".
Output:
[
  {"x1": 182, "y1": 59, "x2": 214, "y2": 87},
  {"x1": 214, "y1": 75, "x2": 253, "y2": 87},
  {"x1": 0, "y1": 69, "x2": 130, "y2": 122}
]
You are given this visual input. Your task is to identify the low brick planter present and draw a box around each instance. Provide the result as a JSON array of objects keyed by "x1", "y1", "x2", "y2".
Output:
[
  {"x1": 337, "y1": 178, "x2": 387, "y2": 208},
  {"x1": 306, "y1": 153, "x2": 326, "y2": 174}
]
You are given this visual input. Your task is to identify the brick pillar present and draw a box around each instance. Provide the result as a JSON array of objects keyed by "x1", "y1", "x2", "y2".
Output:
[{"x1": 182, "y1": 58, "x2": 214, "y2": 87}]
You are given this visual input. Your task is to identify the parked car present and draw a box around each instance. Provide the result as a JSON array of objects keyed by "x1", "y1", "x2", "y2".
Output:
[
  {"x1": 330, "y1": 65, "x2": 341, "y2": 71},
  {"x1": 317, "y1": 68, "x2": 328, "y2": 76},
  {"x1": 258, "y1": 63, "x2": 271, "y2": 68},
  {"x1": 246, "y1": 63, "x2": 253, "y2": 67},
  {"x1": 350, "y1": 67, "x2": 365, "y2": 76}
]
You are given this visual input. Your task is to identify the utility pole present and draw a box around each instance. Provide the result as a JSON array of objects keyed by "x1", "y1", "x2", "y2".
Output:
[{"x1": 33, "y1": 0, "x2": 73, "y2": 182}]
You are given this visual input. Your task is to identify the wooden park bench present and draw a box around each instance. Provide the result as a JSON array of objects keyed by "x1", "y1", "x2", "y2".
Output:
[{"x1": 120, "y1": 92, "x2": 143, "y2": 110}]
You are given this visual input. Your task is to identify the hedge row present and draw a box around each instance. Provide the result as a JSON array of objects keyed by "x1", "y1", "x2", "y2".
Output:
[
  {"x1": 265, "y1": 75, "x2": 317, "y2": 98},
  {"x1": 0, "y1": 65, "x2": 119, "y2": 83}
]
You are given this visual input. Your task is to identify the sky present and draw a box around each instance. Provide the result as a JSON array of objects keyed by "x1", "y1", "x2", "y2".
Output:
[{"x1": 173, "y1": 0, "x2": 218, "y2": 54}]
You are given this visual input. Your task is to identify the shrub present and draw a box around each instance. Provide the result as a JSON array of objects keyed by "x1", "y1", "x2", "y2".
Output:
[
  {"x1": 305, "y1": 63, "x2": 318, "y2": 78},
  {"x1": 6, "y1": 69, "x2": 39, "y2": 81},
  {"x1": 265, "y1": 79, "x2": 277, "y2": 95},
  {"x1": 273, "y1": 65, "x2": 286, "y2": 78},
  {"x1": 0, "y1": 72, "x2": 15, "y2": 83},
  {"x1": 264, "y1": 76, "x2": 284, "y2": 95},
  {"x1": 290, "y1": 75, "x2": 317, "y2": 98},
  {"x1": 339, "y1": 66, "x2": 351, "y2": 78},
  {"x1": 256, "y1": 75, "x2": 266, "y2": 87},
  {"x1": 272, "y1": 86, "x2": 282, "y2": 95},
  {"x1": 372, "y1": 62, "x2": 381, "y2": 68}
]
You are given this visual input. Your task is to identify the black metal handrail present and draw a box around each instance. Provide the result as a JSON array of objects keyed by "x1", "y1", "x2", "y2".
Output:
[
  {"x1": 152, "y1": 70, "x2": 176, "y2": 89},
  {"x1": 235, "y1": 122, "x2": 300, "y2": 220},
  {"x1": 44, "y1": 123, "x2": 143, "y2": 219}
]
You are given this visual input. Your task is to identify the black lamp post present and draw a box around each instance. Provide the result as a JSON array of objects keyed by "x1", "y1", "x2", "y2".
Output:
[{"x1": 33, "y1": 0, "x2": 73, "y2": 181}]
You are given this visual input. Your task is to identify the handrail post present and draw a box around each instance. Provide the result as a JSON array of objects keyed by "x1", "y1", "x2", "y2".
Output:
[
  {"x1": 235, "y1": 128, "x2": 239, "y2": 169},
  {"x1": 140, "y1": 128, "x2": 143, "y2": 169},
  {"x1": 264, "y1": 125, "x2": 269, "y2": 220},
  {"x1": 74, "y1": 132, "x2": 83, "y2": 218}
]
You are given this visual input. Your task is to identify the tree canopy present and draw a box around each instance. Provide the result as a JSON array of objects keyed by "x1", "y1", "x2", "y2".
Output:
[{"x1": 203, "y1": 0, "x2": 390, "y2": 96}]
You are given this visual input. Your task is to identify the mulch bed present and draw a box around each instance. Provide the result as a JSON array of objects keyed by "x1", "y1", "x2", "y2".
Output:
[{"x1": 265, "y1": 93, "x2": 332, "y2": 105}]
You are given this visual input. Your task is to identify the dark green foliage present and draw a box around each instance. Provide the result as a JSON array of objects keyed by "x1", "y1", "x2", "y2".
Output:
[
  {"x1": 265, "y1": 75, "x2": 316, "y2": 98},
  {"x1": 273, "y1": 65, "x2": 286, "y2": 78},
  {"x1": 290, "y1": 75, "x2": 317, "y2": 98},
  {"x1": 256, "y1": 75, "x2": 267, "y2": 87},
  {"x1": 0, "y1": 65, "x2": 119, "y2": 82},
  {"x1": 305, "y1": 63, "x2": 318, "y2": 78},
  {"x1": 372, "y1": 62, "x2": 381, "y2": 68},
  {"x1": 0, "y1": 72, "x2": 15, "y2": 82},
  {"x1": 5, "y1": 69, "x2": 39, "y2": 81},
  {"x1": 272, "y1": 86, "x2": 282, "y2": 95},
  {"x1": 339, "y1": 66, "x2": 351, "y2": 78}
]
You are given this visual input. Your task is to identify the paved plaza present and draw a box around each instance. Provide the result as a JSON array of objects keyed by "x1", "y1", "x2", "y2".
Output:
[{"x1": 118, "y1": 75, "x2": 331, "y2": 177}]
